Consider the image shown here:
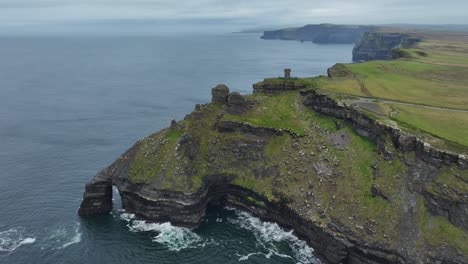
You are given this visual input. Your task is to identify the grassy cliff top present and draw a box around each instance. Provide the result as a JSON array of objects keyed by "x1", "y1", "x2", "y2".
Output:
[
  {"x1": 311, "y1": 30, "x2": 468, "y2": 151},
  {"x1": 126, "y1": 87, "x2": 467, "y2": 256},
  {"x1": 123, "y1": 29, "x2": 468, "y2": 257}
]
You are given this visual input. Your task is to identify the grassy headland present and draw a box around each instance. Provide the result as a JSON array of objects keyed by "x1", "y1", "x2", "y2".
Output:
[{"x1": 308, "y1": 30, "x2": 468, "y2": 152}]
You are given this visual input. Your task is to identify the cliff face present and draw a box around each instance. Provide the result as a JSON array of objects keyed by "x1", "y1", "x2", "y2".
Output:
[
  {"x1": 79, "y1": 83, "x2": 467, "y2": 264},
  {"x1": 261, "y1": 24, "x2": 376, "y2": 44},
  {"x1": 352, "y1": 32, "x2": 421, "y2": 61}
]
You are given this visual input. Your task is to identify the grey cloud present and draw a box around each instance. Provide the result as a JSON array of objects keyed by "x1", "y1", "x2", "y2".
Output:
[{"x1": 0, "y1": 0, "x2": 466, "y2": 28}]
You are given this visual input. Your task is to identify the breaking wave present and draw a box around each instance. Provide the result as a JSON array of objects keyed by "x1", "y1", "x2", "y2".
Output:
[
  {"x1": 0, "y1": 227, "x2": 36, "y2": 253},
  {"x1": 119, "y1": 213, "x2": 202, "y2": 251},
  {"x1": 44, "y1": 223, "x2": 82, "y2": 250},
  {"x1": 227, "y1": 208, "x2": 321, "y2": 264},
  {"x1": 117, "y1": 208, "x2": 320, "y2": 263}
]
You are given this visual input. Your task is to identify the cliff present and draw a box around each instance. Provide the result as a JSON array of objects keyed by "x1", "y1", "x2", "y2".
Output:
[
  {"x1": 261, "y1": 24, "x2": 376, "y2": 44},
  {"x1": 352, "y1": 32, "x2": 421, "y2": 61},
  {"x1": 261, "y1": 24, "x2": 421, "y2": 62},
  {"x1": 79, "y1": 82, "x2": 467, "y2": 264}
]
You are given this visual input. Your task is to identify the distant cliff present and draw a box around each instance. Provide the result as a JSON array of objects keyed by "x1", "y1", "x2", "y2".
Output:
[
  {"x1": 261, "y1": 24, "x2": 376, "y2": 44},
  {"x1": 352, "y1": 32, "x2": 421, "y2": 61},
  {"x1": 262, "y1": 24, "x2": 422, "y2": 62}
]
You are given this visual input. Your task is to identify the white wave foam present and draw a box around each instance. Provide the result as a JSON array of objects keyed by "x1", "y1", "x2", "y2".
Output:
[
  {"x1": 59, "y1": 224, "x2": 82, "y2": 249},
  {"x1": 228, "y1": 209, "x2": 321, "y2": 264},
  {"x1": 119, "y1": 212, "x2": 201, "y2": 251},
  {"x1": 0, "y1": 227, "x2": 36, "y2": 253},
  {"x1": 237, "y1": 251, "x2": 263, "y2": 261},
  {"x1": 46, "y1": 223, "x2": 82, "y2": 250},
  {"x1": 119, "y1": 213, "x2": 135, "y2": 222}
]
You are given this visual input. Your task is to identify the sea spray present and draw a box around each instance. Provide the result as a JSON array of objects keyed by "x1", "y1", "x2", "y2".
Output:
[
  {"x1": 227, "y1": 208, "x2": 321, "y2": 264},
  {"x1": 0, "y1": 227, "x2": 36, "y2": 253},
  {"x1": 119, "y1": 212, "x2": 201, "y2": 251},
  {"x1": 118, "y1": 208, "x2": 320, "y2": 263},
  {"x1": 44, "y1": 222, "x2": 82, "y2": 250}
]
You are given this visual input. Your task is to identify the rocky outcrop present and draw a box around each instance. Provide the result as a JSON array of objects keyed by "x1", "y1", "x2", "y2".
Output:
[
  {"x1": 304, "y1": 91, "x2": 467, "y2": 169},
  {"x1": 423, "y1": 180, "x2": 468, "y2": 230},
  {"x1": 79, "y1": 86, "x2": 467, "y2": 264},
  {"x1": 78, "y1": 177, "x2": 112, "y2": 215},
  {"x1": 261, "y1": 24, "x2": 376, "y2": 44},
  {"x1": 211, "y1": 84, "x2": 230, "y2": 104},
  {"x1": 304, "y1": 90, "x2": 468, "y2": 230},
  {"x1": 216, "y1": 119, "x2": 299, "y2": 138},
  {"x1": 327, "y1": 63, "x2": 354, "y2": 78},
  {"x1": 352, "y1": 32, "x2": 421, "y2": 61},
  {"x1": 226, "y1": 92, "x2": 254, "y2": 114}
]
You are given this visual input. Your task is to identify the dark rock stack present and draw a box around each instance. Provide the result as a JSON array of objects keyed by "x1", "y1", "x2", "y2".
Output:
[
  {"x1": 78, "y1": 177, "x2": 112, "y2": 215},
  {"x1": 211, "y1": 84, "x2": 230, "y2": 104}
]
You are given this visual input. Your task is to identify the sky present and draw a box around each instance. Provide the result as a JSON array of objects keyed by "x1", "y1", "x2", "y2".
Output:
[{"x1": 1, "y1": 0, "x2": 467, "y2": 33}]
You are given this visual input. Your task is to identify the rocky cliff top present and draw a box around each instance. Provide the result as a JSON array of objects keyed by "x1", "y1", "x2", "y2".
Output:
[
  {"x1": 79, "y1": 81, "x2": 467, "y2": 263},
  {"x1": 79, "y1": 29, "x2": 468, "y2": 264}
]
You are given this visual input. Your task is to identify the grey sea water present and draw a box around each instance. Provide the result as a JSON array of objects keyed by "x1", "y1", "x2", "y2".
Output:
[{"x1": 0, "y1": 33, "x2": 353, "y2": 264}]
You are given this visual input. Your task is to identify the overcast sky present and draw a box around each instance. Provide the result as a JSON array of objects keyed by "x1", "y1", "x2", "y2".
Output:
[{"x1": 1, "y1": 0, "x2": 467, "y2": 32}]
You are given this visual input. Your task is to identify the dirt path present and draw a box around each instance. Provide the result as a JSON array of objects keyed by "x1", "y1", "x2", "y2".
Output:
[
  {"x1": 326, "y1": 91, "x2": 468, "y2": 113},
  {"x1": 379, "y1": 99, "x2": 468, "y2": 113}
]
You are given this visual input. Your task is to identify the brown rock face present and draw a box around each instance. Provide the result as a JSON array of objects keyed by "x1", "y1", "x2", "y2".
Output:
[
  {"x1": 227, "y1": 92, "x2": 253, "y2": 115},
  {"x1": 78, "y1": 178, "x2": 112, "y2": 215},
  {"x1": 211, "y1": 84, "x2": 230, "y2": 104}
]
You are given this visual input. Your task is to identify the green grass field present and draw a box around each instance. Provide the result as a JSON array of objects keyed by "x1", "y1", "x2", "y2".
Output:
[
  {"x1": 224, "y1": 91, "x2": 336, "y2": 135},
  {"x1": 389, "y1": 104, "x2": 468, "y2": 147},
  {"x1": 318, "y1": 60, "x2": 468, "y2": 110},
  {"x1": 313, "y1": 31, "x2": 468, "y2": 150}
]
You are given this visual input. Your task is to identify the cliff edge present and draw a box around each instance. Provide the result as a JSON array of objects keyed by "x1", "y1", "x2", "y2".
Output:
[
  {"x1": 79, "y1": 78, "x2": 467, "y2": 263},
  {"x1": 352, "y1": 32, "x2": 421, "y2": 61}
]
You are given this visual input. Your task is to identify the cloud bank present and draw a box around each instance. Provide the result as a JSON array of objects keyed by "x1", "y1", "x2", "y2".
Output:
[{"x1": 0, "y1": 0, "x2": 467, "y2": 32}]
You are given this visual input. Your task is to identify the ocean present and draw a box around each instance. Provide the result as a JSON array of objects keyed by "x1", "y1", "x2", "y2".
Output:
[{"x1": 0, "y1": 33, "x2": 353, "y2": 264}]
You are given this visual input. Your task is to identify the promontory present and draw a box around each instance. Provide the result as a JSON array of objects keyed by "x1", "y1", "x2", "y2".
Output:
[{"x1": 79, "y1": 28, "x2": 468, "y2": 264}]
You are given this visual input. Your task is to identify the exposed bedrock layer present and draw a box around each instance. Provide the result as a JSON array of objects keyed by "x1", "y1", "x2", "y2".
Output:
[
  {"x1": 304, "y1": 91, "x2": 468, "y2": 231},
  {"x1": 352, "y1": 32, "x2": 421, "y2": 61},
  {"x1": 303, "y1": 91, "x2": 468, "y2": 171},
  {"x1": 80, "y1": 86, "x2": 467, "y2": 264}
]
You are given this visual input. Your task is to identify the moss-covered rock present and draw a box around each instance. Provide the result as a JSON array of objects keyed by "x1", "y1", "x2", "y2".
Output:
[{"x1": 79, "y1": 87, "x2": 467, "y2": 264}]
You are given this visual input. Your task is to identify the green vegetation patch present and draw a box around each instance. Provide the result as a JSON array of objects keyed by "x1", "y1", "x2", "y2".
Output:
[
  {"x1": 320, "y1": 60, "x2": 468, "y2": 110},
  {"x1": 128, "y1": 126, "x2": 185, "y2": 184},
  {"x1": 425, "y1": 165, "x2": 468, "y2": 202},
  {"x1": 260, "y1": 77, "x2": 318, "y2": 88},
  {"x1": 224, "y1": 91, "x2": 335, "y2": 135},
  {"x1": 389, "y1": 104, "x2": 468, "y2": 147},
  {"x1": 418, "y1": 197, "x2": 468, "y2": 255}
]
